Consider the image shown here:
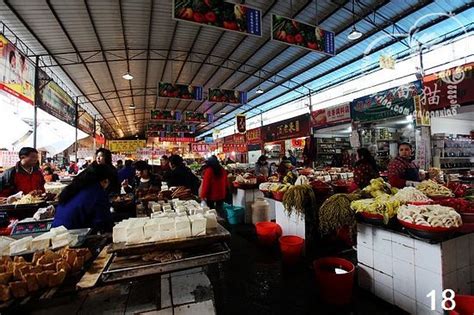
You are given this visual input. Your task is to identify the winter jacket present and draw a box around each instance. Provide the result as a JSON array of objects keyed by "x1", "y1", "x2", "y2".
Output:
[
  {"x1": 166, "y1": 165, "x2": 201, "y2": 195},
  {"x1": 0, "y1": 162, "x2": 45, "y2": 197},
  {"x1": 388, "y1": 156, "x2": 420, "y2": 188},
  {"x1": 200, "y1": 167, "x2": 227, "y2": 201}
]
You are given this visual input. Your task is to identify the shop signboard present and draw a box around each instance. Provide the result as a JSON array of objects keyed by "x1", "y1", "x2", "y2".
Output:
[
  {"x1": 233, "y1": 133, "x2": 246, "y2": 144},
  {"x1": 147, "y1": 123, "x2": 195, "y2": 133},
  {"x1": 271, "y1": 15, "x2": 335, "y2": 56},
  {"x1": 246, "y1": 127, "x2": 261, "y2": 144},
  {"x1": 191, "y1": 143, "x2": 216, "y2": 153},
  {"x1": 351, "y1": 81, "x2": 422, "y2": 122},
  {"x1": 158, "y1": 137, "x2": 195, "y2": 143},
  {"x1": 37, "y1": 69, "x2": 76, "y2": 127},
  {"x1": 95, "y1": 134, "x2": 106, "y2": 146},
  {"x1": 311, "y1": 102, "x2": 351, "y2": 129},
  {"x1": 247, "y1": 143, "x2": 261, "y2": 151},
  {"x1": 0, "y1": 151, "x2": 19, "y2": 168},
  {"x1": 150, "y1": 109, "x2": 182, "y2": 122},
  {"x1": 223, "y1": 143, "x2": 247, "y2": 153},
  {"x1": 158, "y1": 82, "x2": 203, "y2": 101},
  {"x1": 78, "y1": 112, "x2": 95, "y2": 135},
  {"x1": 0, "y1": 34, "x2": 35, "y2": 104},
  {"x1": 108, "y1": 140, "x2": 146, "y2": 153},
  {"x1": 421, "y1": 62, "x2": 474, "y2": 110},
  {"x1": 414, "y1": 95, "x2": 430, "y2": 126},
  {"x1": 263, "y1": 114, "x2": 310, "y2": 142},
  {"x1": 208, "y1": 88, "x2": 247, "y2": 104},
  {"x1": 184, "y1": 111, "x2": 213, "y2": 123},
  {"x1": 173, "y1": 0, "x2": 262, "y2": 37},
  {"x1": 204, "y1": 136, "x2": 214, "y2": 144},
  {"x1": 236, "y1": 114, "x2": 246, "y2": 133}
]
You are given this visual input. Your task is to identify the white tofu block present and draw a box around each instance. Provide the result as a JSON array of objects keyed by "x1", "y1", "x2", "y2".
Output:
[
  {"x1": 150, "y1": 211, "x2": 164, "y2": 219},
  {"x1": 206, "y1": 209, "x2": 217, "y2": 215},
  {"x1": 194, "y1": 208, "x2": 204, "y2": 215},
  {"x1": 175, "y1": 228, "x2": 191, "y2": 238},
  {"x1": 144, "y1": 219, "x2": 160, "y2": 239},
  {"x1": 167, "y1": 212, "x2": 177, "y2": 218},
  {"x1": 0, "y1": 236, "x2": 15, "y2": 255},
  {"x1": 113, "y1": 222, "x2": 128, "y2": 243},
  {"x1": 151, "y1": 204, "x2": 162, "y2": 213},
  {"x1": 50, "y1": 225, "x2": 68, "y2": 235},
  {"x1": 190, "y1": 214, "x2": 207, "y2": 236},
  {"x1": 52, "y1": 232, "x2": 72, "y2": 249},
  {"x1": 9, "y1": 236, "x2": 33, "y2": 255},
  {"x1": 204, "y1": 213, "x2": 218, "y2": 229},
  {"x1": 31, "y1": 232, "x2": 53, "y2": 251},
  {"x1": 157, "y1": 230, "x2": 176, "y2": 241},
  {"x1": 126, "y1": 225, "x2": 145, "y2": 244},
  {"x1": 176, "y1": 212, "x2": 187, "y2": 217},
  {"x1": 175, "y1": 216, "x2": 190, "y2": 230},
  {"x1": 159, "y1": 217, "x2": 175, "y2": 231}
]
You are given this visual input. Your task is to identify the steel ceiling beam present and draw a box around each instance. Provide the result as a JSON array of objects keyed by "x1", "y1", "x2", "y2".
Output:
[
  {"x1": 2, "y1": 0, "x2": 118, "y2": 138},
  {"x1": 84, "y1": 0, "x2": 131, "y2": 135},
  {"x1": 44, "y1": 0, "x2": 126, "y2": 136},
  {"x1": 157, "y1": 21, "x2": 178, "y2": 110},
  {"x1": 141, "y1": 0, "x2": 155, "y2": 134}
]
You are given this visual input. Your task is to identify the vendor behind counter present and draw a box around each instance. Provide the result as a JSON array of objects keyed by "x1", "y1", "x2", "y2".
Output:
[{"x1": 387, "y1": 142, "x2": 420, "y2": 188}]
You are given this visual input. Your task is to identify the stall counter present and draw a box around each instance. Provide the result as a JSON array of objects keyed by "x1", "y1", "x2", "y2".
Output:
[
  {"x1": 271, "y1": 198, "x2": 305, "y2": 239},
  {"x1": 357, "y1": 223, "x2": 474, "y2": 314}
]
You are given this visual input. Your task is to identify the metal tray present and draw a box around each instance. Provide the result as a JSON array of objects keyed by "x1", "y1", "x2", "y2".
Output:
[{"x1": 101, "y1": 242, "x2": 230, "y2": 283}]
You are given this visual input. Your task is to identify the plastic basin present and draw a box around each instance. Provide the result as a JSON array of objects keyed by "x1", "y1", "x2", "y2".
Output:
[
  {"x1": 225, "y1": 204, "x2": 244, "y2": 225},
  {"x1": 279, "y1": 235, "x2": 304, "y2": 264},
  {"x1": 313, "y1": 257, "x2": 355, "y2": 305},
  {"x1": 255, "y1": 222, "x2": 278, "y2": 246},
  {"x1": 449, "y1": 295, "x2": 474, "y2": 315}
]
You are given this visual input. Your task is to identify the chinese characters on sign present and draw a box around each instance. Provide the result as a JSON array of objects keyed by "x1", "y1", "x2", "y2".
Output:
[
  {"x1": 150, "y1": 110, "x2": 181, "y2": 121},
  {"x1": 379, "y1": 55, "x2": 395, "y2": 69},
  {"x1": 236, "y1": 114, "x2": 246, "y2": 133},
  {"x1": 191, "y1": 143, "x2": 217, "y2": 153},
  {"x1": 311, "y1": 102, "x2": 351, "y2": 129},
  {"x1": 108, "y1": 140, "x2": 146, "y2": 153},
  {"x1": 246, "y1": 127, "x2": 261, "y2": 144},
  {"x1": 158, "y1": 137, "x2": 195, "y2": 143},
  {"x1": 158, "y1": 82, "x2": 203, "y2": 101},
  {"x1": 263, "y1": 114, "x2": 310, "y2": 142}
]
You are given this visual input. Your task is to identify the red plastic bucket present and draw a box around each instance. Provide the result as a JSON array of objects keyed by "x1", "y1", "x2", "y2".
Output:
[
  {"x1": 449, "y1": 295, "x2": 474, "y2": 315},
  {"x1": 255, "y1": 222, "x2": 278, "y2": 246},
  {"x1": 313, "y1": 257, "x2": 355, "y2": 305},
  {"x1": 279, "y1": 235, "x2": 304, "y2": 264}
]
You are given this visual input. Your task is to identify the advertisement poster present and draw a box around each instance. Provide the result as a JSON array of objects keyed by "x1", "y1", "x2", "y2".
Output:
[
  {"x1": 223, "y1": 144, "x2": 247, "y2": 153},
  {"x1": 150, "y1": 109, "x2": 182, "y2": 121},
  {"x1": 311, "y1": 102, "x2": 351, "y2": 129},
  {"x1": 246, "y1": 127, "x2": 261, "y2": 144},
  {"x1": 236, "y1": 114, "x2": 246, "y2": 133},
  {"x1": 271, "y1": 15, "x2": 335, "y2": 56},
  {"x1": 158, "y1": 82, "x2": 203, "y2": 101},
  {"x1": 191, "y1": 143, "x2": 217, "y2": 153},
  {"x1": 78, "y1": 112, "x2": 95, "y2": 135},
  {"x1": 147, "y1": 123, "x2": 195, "y2": 134},
  {"x1": 422, "y1": 62, "x2": 474, "y2": 110},
  {"x1": 351, "y1": 81, "x2": 422, "y2": 122},
  {"x1": 208, "y1": 88, "x2": 247, "y2": 104},
  {"x1": 0, "y1": 34, "x2": 35, "y2": 104},
  {"x1": 37, "y1": 69, "x2": 76, "y2": 126},
  {"x1": 173, "y1": 0, "x2": 261, "y2": 37},
  {"x1": 0, "y1": 151, "x2": 19, "y2": 168},
  {"x1": 184, "y1": 111, "x2": 213, "y2": 123},
  {"x1": 263, "y1": 114, "x2": 310, "y2": 142},
  {"x1": 158, "y1": 137, "x2": 195, "y2": 143},
  {"x1": 108, "y1": 140, "x2": 146, "y2": 153}
]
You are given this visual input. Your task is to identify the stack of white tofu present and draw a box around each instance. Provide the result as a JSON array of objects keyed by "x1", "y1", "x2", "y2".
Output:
[{"x1": 112, "y1": 202, "x2": 219, "y2": 244}]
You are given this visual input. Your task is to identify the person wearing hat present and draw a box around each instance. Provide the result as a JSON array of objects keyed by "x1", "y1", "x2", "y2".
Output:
[{"x1": 0, "y1": 147, "x2": 45, "y2": 197}]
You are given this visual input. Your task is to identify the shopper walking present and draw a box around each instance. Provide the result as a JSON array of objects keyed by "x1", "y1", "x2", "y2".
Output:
[
  {"x1": 353, "y1": 148, "x2": 379, "y2": 189},
  {"x1": 388, "y1": 142, "x2": 420, "y2": 188},
  {"x1": 200, "y1": 156, "x2": 227, "y2": 215},
  {"x1": 167, "y1": 155, "x2": 201, "y2": 195},
  {"x1": 254, "y1": 155, "x2": 269, "y2": 178}
]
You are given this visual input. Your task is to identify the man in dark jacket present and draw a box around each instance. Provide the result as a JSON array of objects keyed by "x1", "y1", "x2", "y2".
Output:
[
  {"x1": 0, "y1": 147, "x2": 45, "y2": 197},
  {"x1": 167, "y1": 155, "x2": 201, "y2": 195}
]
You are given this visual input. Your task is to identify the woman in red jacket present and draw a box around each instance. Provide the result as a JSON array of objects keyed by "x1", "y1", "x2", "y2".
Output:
[{"x1": 200, "y1": 156, "x2": 227, "y2": 216}]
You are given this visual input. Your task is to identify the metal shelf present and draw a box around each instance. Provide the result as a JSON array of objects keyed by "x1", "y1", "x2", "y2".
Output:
[{"x1": 439, "y1": 157, "x2": 473, "y2": 160}]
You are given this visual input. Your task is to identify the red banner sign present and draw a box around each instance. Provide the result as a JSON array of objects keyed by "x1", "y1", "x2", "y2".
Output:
[
  {"x1": 263, "y1": 114, "x2": 310, "y2": 142},
  {"x1": 311, "y1": 102, "x2": 351, "y2": 129},
  {"x1": 233, "y1": 133, "x2": 246, "y2": 144},
  {"x1": 246, "y1": 127, "x2": 261, "y2": 144},
  {"x1": 191, "y1": 143, "x2": 217, "y2": 153},
  {"x1": 223, "y1": 144, "x2": 247, "y2": 153},
  {"x1": 422, "y1": 62, "x2": 474, "y2": 110},
  {"x1": 95, "y1": 134, "x2": 106, "y2": 145},
  {"x1": 236, "y1": 114, "x2": 246, "y2": 133},
  {"x1": 158, "y1": 137, "x2": 195, "y2": 143}
]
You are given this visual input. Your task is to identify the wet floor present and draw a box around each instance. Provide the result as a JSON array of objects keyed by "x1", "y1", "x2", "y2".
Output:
[{"x1": 209, "y1": 224, "x2": 408, "y2": 315}]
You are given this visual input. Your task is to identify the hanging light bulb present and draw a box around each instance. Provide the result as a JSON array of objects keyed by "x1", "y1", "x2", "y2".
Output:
[
  {"x1": 122, "y1": 72, "x2": 133, "y2": 80},
  {"x1": 256, "y1": 87, "x2": 264, "y2": 94},
  {"x1": 129, "y1": 104, "x2": 136, "y2": 109},
  {"x1": 348, "y1": 0, "x2": 363, "y2": 41}
]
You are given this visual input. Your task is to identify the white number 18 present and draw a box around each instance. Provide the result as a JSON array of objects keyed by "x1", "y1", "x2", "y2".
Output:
[{"x1": 426, "y1": 289, "x2": 456, "y2": 311}]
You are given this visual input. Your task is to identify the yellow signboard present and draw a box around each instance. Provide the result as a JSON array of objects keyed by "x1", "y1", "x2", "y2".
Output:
[{"x1": 108, "y1": 140, "x2": 146, "y2": 153}]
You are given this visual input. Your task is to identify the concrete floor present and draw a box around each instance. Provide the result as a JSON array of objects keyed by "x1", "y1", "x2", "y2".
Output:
[{"x1": 210, "y1": 223, "x2": 408, "y2": 315}]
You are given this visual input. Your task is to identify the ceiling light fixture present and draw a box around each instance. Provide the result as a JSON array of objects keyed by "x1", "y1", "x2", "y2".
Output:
[
  {"x1": 256, "y1": 87, "x2": 264, "y2": 94},
  {"x1": 129, "y1": 104, "x2": 136, "y2": 109},
  {"x1": 348, "y1": 0, "x2": 363, "y2": 41},
  {"x1": 220, "y1": 112, "x2": 226, "y2": 115},
  {"x1": 256, "y1": 70, "x2": 264, "y2": 94},
  {"x1": 122, "y1": 72, "x2": 133, "y2": 80}
]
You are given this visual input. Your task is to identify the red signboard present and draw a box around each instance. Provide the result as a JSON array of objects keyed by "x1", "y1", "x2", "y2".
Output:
[
  {"x1": 422, "y1": 62, "x2": 474, "y2": 110},
  {"x1": 191, "y1": 143, "x2": 216, "y2": 153},
  {"x1": 233, "y1": 133, "x2": 246, "y2": 144},
  {"x1": 263, "y1": 114, "x2": 310, "y2": 142},
  {"x1": 311, "y1": 102, "x2": 351, "y2": 129},
  {"x1": 95, "y1": 134, "x2": 106, "y2": 145},
  {"x1": 246, "y1": 127, "x2": 261, "y2": 144},
  {"x1": 223, "y1": 144, "x2": 247, "y2": 153},
  {"x1": 158, "y1": 137, "x2": 195, "y2": 143}
]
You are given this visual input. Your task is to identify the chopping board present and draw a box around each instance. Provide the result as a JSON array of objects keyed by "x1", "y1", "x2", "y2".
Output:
[
  {"x1": 76, "y1": 246, "x2": 113, "y2": 289},
  {"x1": 108, "y1": 224, "x2": 231, "y2": 256}
]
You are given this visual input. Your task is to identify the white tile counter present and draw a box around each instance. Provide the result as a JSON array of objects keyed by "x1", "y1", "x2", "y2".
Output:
[
  {"x1": 357, "y1": 223, "x2": 473, "y2": 314},
  {"x1": 272, "y1": 199, "x2": 305, "y2": 239}
]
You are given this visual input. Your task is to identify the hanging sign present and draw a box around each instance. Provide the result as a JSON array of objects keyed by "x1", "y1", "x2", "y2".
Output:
[
  {"x1": 311, "y1": 102, "x2": 351, "y2": 129},
  {"x1": 147, "y1": 123, "x2": 195, "y2": 133},
  {"x1": 0, "y1": 34, "x2": 35, "y2": 104},
  {"x1": 421, "y1": 62, "x2": 474, "y2": 113},
  {"x1": 263, "y1": 114, "x2": 310, "y2": 142},
  {"x1": 271, "y1": 15, "x2": 335, "y2": 56},
  {"x1": 158, "y1": 82, "x2": 203, "y2": 101},
  {"x1": 351, "y1": 81, "x2": 422, "y2": 122},
  {"x1": 184, "y1": 111, "x2": 213, "y2": 123},
  {"x1": 208, "y1": 88, "x2": 247, "y2": 104},
  {"x1": 173, "y1": 0, "x2": 262, "y2": 37},
  {"x1": 233, "y1": 133, "x2": 246, "y2": 144},
  {"x1": 191, "y1": 143, "x2": 216, "y2": 153},
  {"x1": 95, "y1": 134, "x2": 106, "y2": 146},
  {"x1": 37, "y1": 69, "x2": 76, "y2": 126},
  {"x1": 78, "y1": 112, "x2": 95, "y2": 135},
  {"x1": 246, "y1": 127, "x2": 261, "y2": 144},
  {"x1": 204, "y1": 136, "x2": 214, "y2": 144},
  {"x1": 223, "y1": 144, "x2": 247, "y2": 153},
  {"x1": 158, "y1": 137, "x2": 195, "y2": 143},
  {"x1": 379, "y1": 55, "x2": 395, "y2": 69},
  {"x1": 108, "y1": 140, "x2": 146, "y2": 153},
  {"x1": 151, "y1": 109, "x2": 182, "y2": 121},
  {"x1": 236, "y1": 114, "x2": 246, "y2": 133}
]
